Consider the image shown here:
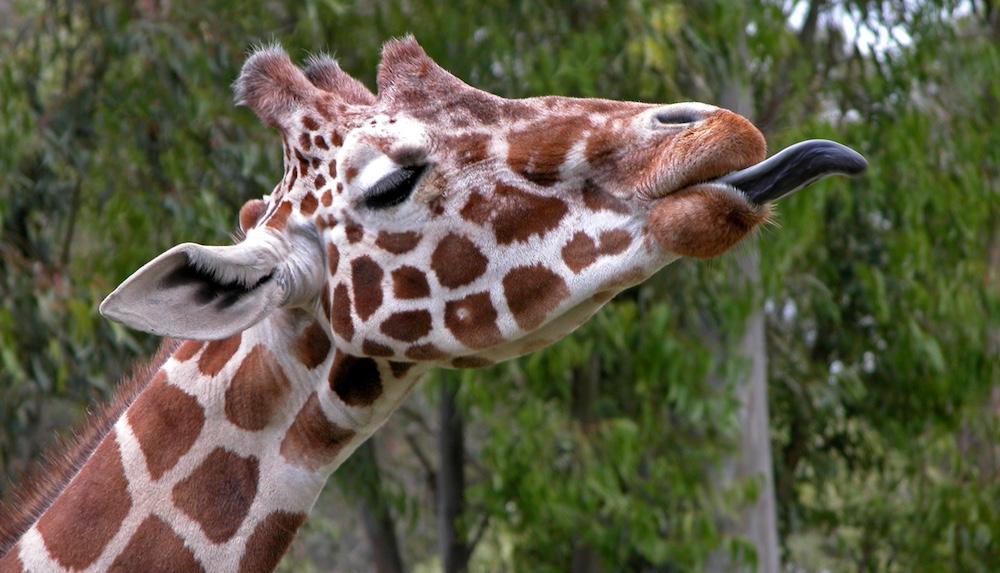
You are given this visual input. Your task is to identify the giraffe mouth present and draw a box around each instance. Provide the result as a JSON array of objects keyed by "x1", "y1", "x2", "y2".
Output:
[{"x1": 712, "y1": 140, "x2": 867, "y2": 204}]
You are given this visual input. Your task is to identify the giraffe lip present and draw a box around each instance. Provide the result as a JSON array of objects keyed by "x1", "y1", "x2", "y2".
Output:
[{"x1": 714, "y1": 140, "x2": 867, "y2": 204}]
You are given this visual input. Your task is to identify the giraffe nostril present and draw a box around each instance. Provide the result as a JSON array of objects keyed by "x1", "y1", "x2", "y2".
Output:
[{"x1": 655, "y1": 110, "x2": 701, "y2": 125}]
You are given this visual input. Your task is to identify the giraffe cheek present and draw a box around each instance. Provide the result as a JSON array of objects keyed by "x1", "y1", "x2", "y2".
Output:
[{"x1": 648, "y1": 186, "x2": 769, "y2": 259}]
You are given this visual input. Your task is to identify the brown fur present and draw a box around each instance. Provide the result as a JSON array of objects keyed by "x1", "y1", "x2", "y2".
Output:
[
  {"x1": 0, "y1": 543, "x2": 24, "y2": 572},
  {"x1": 298, "y1": 132, "x2": 312, "y2": 150},
  {"x1": 238, "y1": 199, "x2": 267, "y2": 232},
  {"x1": 225, "y1": 345, "x2": 291, "y2": 432},
  {"x1": 444, "y1": 292, "x2": 503, "y2": 349},
  {"x1": 362, "y1": 339, "x2": 394, "y2": 357},
  {"x1": 280, "y1": 393, "x2": 355, "y2": 470},
  {"x1": 502, "y1": 264, "x2": 571, "y2": 330},
  {"x1": 329, "y1": 352, "x2": 383, "y2": 407},
  {"x1": 649, "y1": 185, "x2": 769, "y2": 259},
  {"x1": 667, "y1": 110, "x2": 766, "y2": 190},
  {"x1": 344, "y1": 215, "x2": 364, "y2": 242},
  {"x1": 36, "y1": 435, "x2": 131, "y2": 569},
  {"x1": 110, "y1": 515, "x2": 203, "y2": 573},
  {"x1": 562, "y1": 232, "x2": 599, "y2": 273},
  {"x1": 597, "y1": 229, "x2": 632, "y2": 256},
  {"x1": 460, "y1": 191, "x2": 491, "y2": 225},
  {"x1": 377, "y1": 36, "x2": 453, "y2": 106},
  {"x1": 388, "y1": 361, "x2": 413, "y2": 378},
  {"x1": 351, "y1": 256, "x2": 385, "y2": 321},
  {"x1": 265, "y1": 200, "x2": 292, "y2": 230},
  {"x1": 404, "y1": 343, "x2": 445, "y2": 361},
  {"x1": 0, "y1": 339, "x2": 181, "y2": 559},
  {"x1": 237, "y1": 511, "x2": 307, "y2": 573},
  {"x1": 507, "y1": 116, "x2": 589, "y2": 187},
  {"x1": 304, "y1": 55, "x2": 375, "y2": 107},
  {"x1": 331, "y1": 282, "x2": 355, "y2": 341},
  {"x1": 299, "y1": 192, "x2": 318, "y2": 216},
  {"x1": 128, "y1": 371, "x2": 205, "y2": 480},
  {"x1": 327, "y1": 243, "x2": 340, "y2": 276},
  {"x1": 234, "y1": 46, "x2": 321, "y2": 130},
  {"x1": 391, "y1": 266, "x2": 430, "y2": 300},
  {"x1": 376, "y1": 36, "x2": 503, "y2": 124},
  {"x1": 320, "y1": 284, "x2": 332, "y2": 322},
  {"x1": 380, "y1": 310, "x2": 432, "y2": 342},
  {"x1": 294, "y1": 321, "x2": 332, "y2": 369},
  {"x1": 175, "y1": 340, "x2": 204, "y2": 362},
  {"x1": 198, "y1": 333, "x2": 243, "y2": 377},
  {"x1": 375, "y1": 231, "x2": 422, "y2": 254},
  {"x1": 430, "y1": 233, "x2": 488, "y2": 288},
  {"x1": 448, "y1": 133, "x2": 490, "y2": 166},
  {"x1": 172, "y1": 448, "x2": 259, "y2": 543},
  {"x1": 561, "y1": 230, "x2": 633, "y2": 274},
  {"x1": 581, "y1": 180, "x2": 630, "y2": 214},
  {"x1": 491, "y1": 183, "x2": 570, "y2": 245}
]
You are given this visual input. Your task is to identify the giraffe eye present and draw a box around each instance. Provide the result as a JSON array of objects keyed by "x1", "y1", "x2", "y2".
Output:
[{"x1": 364, "y1": 164, "x2": 428, "y2": 209}]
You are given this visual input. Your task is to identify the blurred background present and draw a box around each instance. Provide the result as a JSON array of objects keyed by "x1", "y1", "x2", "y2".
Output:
[{"x1": 0, "y1": 1, "x2": 997, "y2": 571}]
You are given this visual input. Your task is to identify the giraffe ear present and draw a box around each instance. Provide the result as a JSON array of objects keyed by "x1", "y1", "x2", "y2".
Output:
[
  {"x1": 234, "y1": 43, "x2": 322, "y2": 129},
  {"x1": 99, "y1": 241, "x2": 285, "y2": 340},
  {"x1": 304, "y1": 54, "x2": 375, "y2": 105},
  {"x1": 376, "y1": 36, "x2": 465, "y2": 103}
]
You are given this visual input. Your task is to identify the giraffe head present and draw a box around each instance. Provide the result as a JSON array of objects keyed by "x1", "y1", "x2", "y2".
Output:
[{"x1": 100, "y1": 37, "x2": 864, "y2": 366}]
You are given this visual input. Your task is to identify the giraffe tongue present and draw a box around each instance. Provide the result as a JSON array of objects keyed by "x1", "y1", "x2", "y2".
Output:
[{"x1": 717, "y1": 139, "x2": 867, "y2": 204}]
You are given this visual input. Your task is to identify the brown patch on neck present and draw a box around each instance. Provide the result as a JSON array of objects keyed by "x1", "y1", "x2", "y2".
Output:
[
  {"x1": 238, "y1": 511, "x2": 307, "y2": 573},
  {"x1": 198, "y1": 333, "x2": 243, "y2": 377},
  {"x1": 329, "y1": 351, "x2": 383, "y2": 407},
  {"x1": 111, "y1": 514, "x2": 204, "y2": 572},
  {"x1": 280, "y1": 393, "x2": 356, "y2": 470},
  {"x1": 172, "y1": 448, "x2": 260, "y2": 543},
  {"x1": 225, "y1": 345, "x2": 292, "y2": 432},
  {"x1": 0, "y1": 339, "x2": 181, "y2": 559},
  {"x1": 128, "y1": 371, "x2": 206, "y2": 479},
  {"x1": 36, "y1": 435, "x2": 131, "y2": 569}
]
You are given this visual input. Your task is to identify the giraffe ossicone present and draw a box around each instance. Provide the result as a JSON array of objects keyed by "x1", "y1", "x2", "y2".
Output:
[{"x1": 1, "y1": 36, "x2": 864, "y2": 572}]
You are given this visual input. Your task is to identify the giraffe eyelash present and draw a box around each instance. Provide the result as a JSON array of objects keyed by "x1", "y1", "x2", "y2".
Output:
[{"x1": 363, "y1": 164, "x2": 428, "y2": 209}]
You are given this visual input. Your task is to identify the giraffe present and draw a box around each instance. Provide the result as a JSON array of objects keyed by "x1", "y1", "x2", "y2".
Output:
[{"x1": 0, "y1": 37, "x2": 865, "y2": 572}]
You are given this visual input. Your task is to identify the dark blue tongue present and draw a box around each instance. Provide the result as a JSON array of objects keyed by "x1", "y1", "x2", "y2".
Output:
[{"x1": 717, "y1": 139, "x2": 867, "y2": 204}]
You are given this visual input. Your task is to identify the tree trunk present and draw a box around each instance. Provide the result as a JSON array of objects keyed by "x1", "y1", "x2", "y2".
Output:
[
  {"x1": 438, "y1": 377, "x2": 469, "y2": 573},
  {"x1": 705, "y1": 19, "x2": 781, "y2": 572},
  {"x1": 732, "y1": 247, "x2": 780, "y2": 573},
  {"x1": 354, "y1": 440, "x2": 406, "y2": 573},
  {"x1": 569, "y1": 354, "x2": 603, "y2": 573}
]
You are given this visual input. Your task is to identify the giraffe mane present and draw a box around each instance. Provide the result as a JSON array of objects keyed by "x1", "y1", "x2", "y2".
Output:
[{"x1": 0, "y1": 338, "x2": 181, "y2": 558}]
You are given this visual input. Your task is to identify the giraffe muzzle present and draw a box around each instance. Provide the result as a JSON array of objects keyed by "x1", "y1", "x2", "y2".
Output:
[{"x1": 717, "y1": 139, "x2": 867, "y2": 204}]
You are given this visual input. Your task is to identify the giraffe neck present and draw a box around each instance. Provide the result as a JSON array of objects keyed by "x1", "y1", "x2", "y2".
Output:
[{"x1": 1, "y1": 310, "x2": 426, "y2": 573}]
